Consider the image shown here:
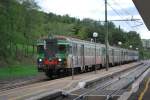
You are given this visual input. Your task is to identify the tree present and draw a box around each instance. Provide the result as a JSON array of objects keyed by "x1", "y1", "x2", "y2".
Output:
[{"x1": 0, "y1": 0, "x2": 145, "y2": 64}]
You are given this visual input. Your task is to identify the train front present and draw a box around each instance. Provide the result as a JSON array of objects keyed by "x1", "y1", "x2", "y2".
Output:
[
  {"x1": 37, "y1": 38, "x2": 68, "y2": 77},
  {"x1": 37, "y1": 40, "x2": 45, "y2": 71}
]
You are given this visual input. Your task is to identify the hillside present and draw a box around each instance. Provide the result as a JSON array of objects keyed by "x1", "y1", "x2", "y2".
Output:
[{"x1": 0, "y1": 0, "x2": 144, "y2": 66}]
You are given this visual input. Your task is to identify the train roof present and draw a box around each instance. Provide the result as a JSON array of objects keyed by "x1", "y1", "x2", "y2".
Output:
[
  {"x1": 43, "y1": 35, "x2": 138, "y2": 52},
  {"x1": 53, "y1": 35, "x2": 105, "y2": 47}
]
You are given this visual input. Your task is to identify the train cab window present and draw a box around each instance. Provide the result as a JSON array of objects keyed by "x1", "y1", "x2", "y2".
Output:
[{"x1": 58, "y1": 45, "x2": 66, "y2": 52}]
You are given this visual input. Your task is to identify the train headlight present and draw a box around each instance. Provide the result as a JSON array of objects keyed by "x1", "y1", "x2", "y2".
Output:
[
  {"x1": 58, "y1": 58, "x2": 62, "y2": 62},
  {"x1": 39, "y1": 58, "x2": 42, "y2": 62}
]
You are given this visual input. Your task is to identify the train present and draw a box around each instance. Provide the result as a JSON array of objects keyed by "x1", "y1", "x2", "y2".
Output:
[{"x1": 36, "y1": 35, "x2": 139, "y2": 78}]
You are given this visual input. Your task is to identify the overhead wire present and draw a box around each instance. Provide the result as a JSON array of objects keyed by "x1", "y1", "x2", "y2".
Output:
[
  {"x1": 111, "y1": 0, "x2": 132, "y2": 17},
  {"x1": 107, "y1": 2, "x2": 133, "y2": 30},
  {"x1": 111, "y1": 0, "x2": 137, "y2": 30},
  {"x1": 110, "y1": 0, "x2": 143, "y2": 31}
]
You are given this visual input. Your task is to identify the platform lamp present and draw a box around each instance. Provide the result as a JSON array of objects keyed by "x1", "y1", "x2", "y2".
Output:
[
  {"x1": 118, "y1": 41, "x2": 122, "y2": 46},
  {"x1": 118, "y1": 41, "x2": 122, "y2": 65},
  {"x1": 136, "y1": 48, "x2": 139, "y2": 50},
  {"x1": 93, "y1": 32, "x2": 98, "y2": 74},
  {"x1": 136, "y1": 48, "x2": 139, "y2": 61},
  {"x1": 129, "y1": 45, "x2": 133, "y2": 49}
]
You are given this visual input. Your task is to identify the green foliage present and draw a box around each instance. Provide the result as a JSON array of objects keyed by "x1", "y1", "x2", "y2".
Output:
[
  {"x1": 139, "y1": 49, "x2": 150, "y2": 59},
  {"x1": 0, "y1": 0, "x2": 146, "y2": 64}
]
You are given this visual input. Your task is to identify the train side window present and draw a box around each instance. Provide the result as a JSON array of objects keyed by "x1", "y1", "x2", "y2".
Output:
[
  {"x1": 87, "y1": 47, "x2": 90, "y2": 56},
  {"x1": 100, "y1": 48, "x2": 101, "y2": 56},
  {"x1": 77, "y1": 45, "x2": 79, "y2": 56},
  {"x1": 89, "y1": 47, "x2": 90, "y2": 56},
  {"x1": 92, "y1": 47, "x2": 93, "y2": 56},
  {"x1": 86, "y1": 47, "x2": 88, "y2": 56},
  {"x1": 72, "y1": 43, "x2": 77, "y2": 55},
  {"x1": 112, "y1": 49, "x2": 114, "y2": 56},
  {"x1": 78, "y1": 45, "x2": 81, "y2": 56},
  {"x1": 89, "y1": 47, "x2": 91, "y2": 56},
  {"x1": 102, "y1": 47, "x2": 106, "y2": 56},
  {"x1": 87, "y1": 47, "x2": 88, "y2": 56},
  {"x1": 100, "y1": 47, "x2": 102, "y2": 56},
  {"x1": 92, "y1": 47, "x2": 94, "y2": 56},
  {"x1": 97, "y1": 48, "x2": 99, "y2": 56},
  {"x1": 85, "y1": 46, "x2": 87, "y2": 56},
  {"x1": 69, "y1": 45, "x2": 72, "y2": 54},
  {"x1": 75, "y1": 44, "x2": 77, "y2": 56}
]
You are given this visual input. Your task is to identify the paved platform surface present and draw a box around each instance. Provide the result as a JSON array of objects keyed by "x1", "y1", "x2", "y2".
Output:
[
  {"x1": 0, "y1": 63, "x2": 139, "y2": 100},
  {"x1": 143, "y1": 79, "x2": 150, "y2": 100},
  {"x1": 128, "y1": 66, "x2": 150, "y2": 100}
]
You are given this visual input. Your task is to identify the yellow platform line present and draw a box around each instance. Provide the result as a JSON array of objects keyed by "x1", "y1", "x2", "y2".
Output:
[{"x1": 138, "y1": 78, "x2": 150, "y2": 100}]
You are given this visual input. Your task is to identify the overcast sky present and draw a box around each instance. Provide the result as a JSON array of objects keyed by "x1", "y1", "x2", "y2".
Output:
[{"x1": 36, "y1": 0, "x2": 150, "y2": 39}]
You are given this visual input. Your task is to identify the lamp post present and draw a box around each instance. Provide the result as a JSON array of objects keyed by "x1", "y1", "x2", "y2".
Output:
[
  {"x1": 118, "y1": 41, "x2": 122, "y2": 65},
  {"x1": 93, "y1": 32, "x2": 98, "y2": 74},
  {"x1": 136, "y1": 48, "x2": 139, "y2": 61}
]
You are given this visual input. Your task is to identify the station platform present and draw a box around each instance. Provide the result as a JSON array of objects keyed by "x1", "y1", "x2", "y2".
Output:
[{"x1": 128, "y1": 66, "x2": 150, "y2": 100}]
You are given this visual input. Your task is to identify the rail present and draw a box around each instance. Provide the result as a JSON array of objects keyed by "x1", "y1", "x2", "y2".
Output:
[{"x1": 73, "y1": 63, "x2": 148, "y2": 100}]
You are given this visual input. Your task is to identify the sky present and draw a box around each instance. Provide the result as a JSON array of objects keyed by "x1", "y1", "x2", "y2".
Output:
[{"x1": 36, "y1": 0, "x2": 150, "y2": 39}]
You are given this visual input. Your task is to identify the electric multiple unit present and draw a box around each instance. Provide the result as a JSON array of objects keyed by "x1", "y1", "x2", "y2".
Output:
[{"x1": 37, "y1": 36, "x2": 139, "y2": 78}]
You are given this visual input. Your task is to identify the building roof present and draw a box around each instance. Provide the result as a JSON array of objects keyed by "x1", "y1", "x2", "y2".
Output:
[{"x1": 133, "y1": 0, "x2": 150, "y2": 30}]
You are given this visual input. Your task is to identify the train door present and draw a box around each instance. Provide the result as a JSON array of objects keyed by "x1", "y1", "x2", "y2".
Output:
[
  {"x1": 81, "y1": 45, "x2": 85, "y2": 69},
  {"x1": 77, "y1": 44, "x2": 82, "y2": 67},
  {"x1": 72, "y1": 43, "x2": 78, "y2": 67},
  {"x1": 102, "y1": 47, "x2": 106, "y2": 67},
  {"x1": 121, "y1": 50, "x2": 123, "y2": 64},
  {"x1": 112, "y1": 49, "x2": 114, "y2": 66},
  {"x1": 122, "y1": 50, "x2": 124, "y2": 63}
]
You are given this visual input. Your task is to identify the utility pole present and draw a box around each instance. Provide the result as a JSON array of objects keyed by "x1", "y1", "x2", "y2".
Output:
[{"x1": 105, "y1": 0, "x2": 109, "y2": 71}]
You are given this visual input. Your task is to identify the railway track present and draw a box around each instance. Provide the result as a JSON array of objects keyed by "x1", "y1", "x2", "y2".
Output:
[
  {"x1": 0, "y1": 62, "x2": 139, "y2": 92},
  {"x1": 51, "y1": 62, "x2": 150, "y2": 100},
  {"x1": 0, "y1": 73, "x2": 48, "y2": 92},
  {"x1": 0, "y1": 62, "x2": 146, "y2": 100}
]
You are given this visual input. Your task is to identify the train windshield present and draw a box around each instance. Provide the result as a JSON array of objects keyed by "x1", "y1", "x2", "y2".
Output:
[
  {"x1": 45, "y1": 39, "x2": 57, "y2": 58},
  {"x1": 37, "y1": 45, "x2": 44, "y2": 54},
  {"x1": 58, "y1": 45, "x2": 66, "y2": 52}
]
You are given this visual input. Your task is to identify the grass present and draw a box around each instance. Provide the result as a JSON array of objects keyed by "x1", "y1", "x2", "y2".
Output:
[
  {"x1": 0, "y1": 65, "x2": 38, "y2": 79},
  {"x1": 0, "y1": 43, "x2": 38, "y2": 79}
]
